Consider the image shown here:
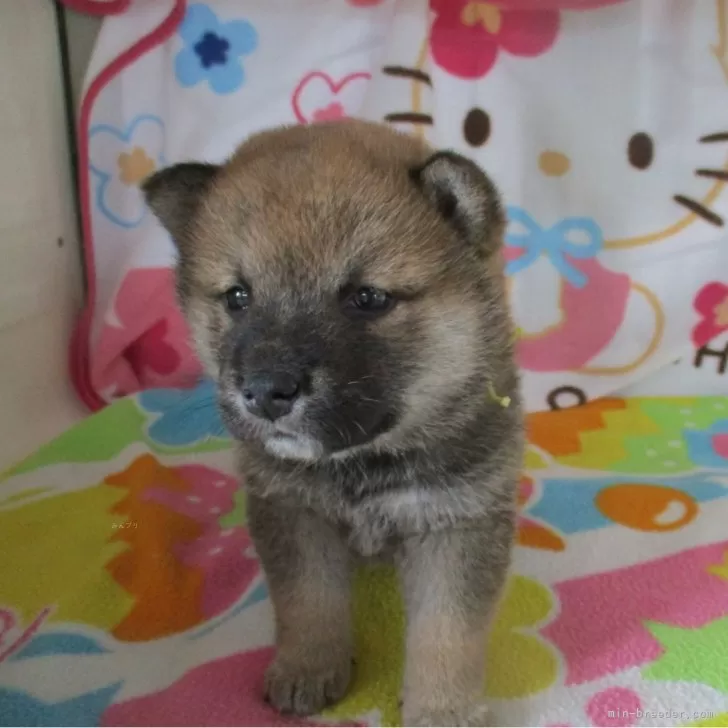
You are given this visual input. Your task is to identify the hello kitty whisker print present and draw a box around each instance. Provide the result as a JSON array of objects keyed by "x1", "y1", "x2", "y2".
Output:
[
  {"x1": 673, "y1": 195, "x2": 724, "y2": 228},
  {"x1": 701, "y1": 132, "x2": 728, "y2": 143},
  {"x1": 697, "y1": 169, "x2": 728, "y2": 182}
]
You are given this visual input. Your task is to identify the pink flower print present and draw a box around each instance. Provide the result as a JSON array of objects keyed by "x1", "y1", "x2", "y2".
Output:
[
  {"x1": 175, "y1": 526, "x2": 258, "y2": 618},
  {"x1": 125, "y1": 319, "x2": 180, "y2": 377},
  {"x1": 102, "y1": 648, "x2": 355, "y2": 726},
  {"x1": 312, "y1": 102, "x2": 346, "y2": 122},
  {"x1": 587, "y1": 686, "x2": 642, "y2": 727},
  {"x1": 431, "y1": 0, "x2": 560, "y2": 79},
  {"x1": 144, "y1": 466, "x2": 255, "y2": 618},
  {"x1": 94, "y1": 268, "x2": 202, "y2": 398},
  {"x1": 692, "y1": 282, "x2": 728, "y2": 347},
  {"x1": 143, "y1": 466, "x2": 238, "y2": 523}
]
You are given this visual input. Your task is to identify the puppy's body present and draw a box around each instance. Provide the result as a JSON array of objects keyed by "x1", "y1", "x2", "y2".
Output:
[
  {"x1": 144, "y1": 120, "x2": 523, "y2": 726},
  {"x1": 242, "y1": 394, "x2": 520, "y2": 557}
]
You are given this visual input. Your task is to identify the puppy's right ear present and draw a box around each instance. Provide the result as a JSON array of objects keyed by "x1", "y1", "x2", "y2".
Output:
[
  {"x1": 409, "y1": 151, "x2": 504, "y2": 259},
  {"x1": 142, "y1": 162, "x2": 219, "y2": 249}
]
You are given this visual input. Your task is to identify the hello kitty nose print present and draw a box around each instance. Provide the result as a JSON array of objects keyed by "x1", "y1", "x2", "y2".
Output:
[{"x1": 539, "y1": 150, "x2": 571, "y2": 177}]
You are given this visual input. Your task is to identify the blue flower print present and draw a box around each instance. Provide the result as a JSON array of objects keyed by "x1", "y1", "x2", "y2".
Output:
[
  {"x1": 504, "y1": 207, "x2": 603, "y2": 288},
  {"x1": 196, "y1": 32, "x2": 230, "y2": 68},
  {"x1": 10, "y1": 631, "x2": 109, "y2": 661},
  {"x1": 138, "y1": 379, "x2": 228, "y2": 447},
  {"x1": 683, "y1": 418, "x2": 728, "y2": 469},
  {"x1": 0, "y1": 683, "x2": 121, "y2": 727},
  {"x1": 175, "y1": 4, "x2": 258, "y2": 95},
  {"x1": 88, "y1": 114, "x2": 165, "y2": 228}
]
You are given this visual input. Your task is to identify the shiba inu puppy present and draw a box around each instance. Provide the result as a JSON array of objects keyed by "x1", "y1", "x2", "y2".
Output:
[{"x1": 144, "y1": 120, "x2": 523, "y2": 726}]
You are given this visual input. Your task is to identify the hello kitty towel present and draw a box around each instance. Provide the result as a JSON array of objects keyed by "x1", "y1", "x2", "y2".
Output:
[{"x1": 68, "y1": 0, "x2": 728, "y2": 413}]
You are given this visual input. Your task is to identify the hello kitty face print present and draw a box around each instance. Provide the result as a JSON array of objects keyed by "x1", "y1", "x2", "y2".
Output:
[{"x1": 367, "y1": 0, "x2": 728, "y2": 409}]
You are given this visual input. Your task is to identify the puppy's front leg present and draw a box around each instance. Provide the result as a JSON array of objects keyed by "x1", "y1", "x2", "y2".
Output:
[
  {"x1": 398, "y1": 518, "x2": 514, "y2": 727},
  {"x1": 247, "y1": 495, "x2": 352, "y2": 716}
]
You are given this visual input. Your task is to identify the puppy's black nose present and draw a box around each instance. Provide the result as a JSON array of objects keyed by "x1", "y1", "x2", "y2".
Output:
[{"x1": 241, "y1": 372, "x2": 301, "y2": 421}]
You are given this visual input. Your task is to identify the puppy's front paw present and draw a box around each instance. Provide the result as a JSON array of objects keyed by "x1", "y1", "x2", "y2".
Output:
[
  {"x1": 264, "y1": 656, "x2": 352, "y2": 716},
  {"x1": 404, "y1": 702, "x2": 492, "y2": 727}
]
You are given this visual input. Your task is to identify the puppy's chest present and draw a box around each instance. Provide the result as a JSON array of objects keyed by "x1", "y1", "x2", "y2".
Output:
[
  {"x1": 291, "y1": 469, "x2": 439, "y2": 556},
  {"x1": 335, "y1": 494, "x2": 412, "y2": 558},
  {"x1": 319, "y1": 476, "x2": 461, "y2": 558},
  {"x1": 248, "y1": 454, "x2": 471, "y2": 557}
]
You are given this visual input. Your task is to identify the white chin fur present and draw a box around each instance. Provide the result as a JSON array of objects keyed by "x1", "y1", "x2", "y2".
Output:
[{"x1": 264, "y1": 434, "x2": 324, "y2": 462}]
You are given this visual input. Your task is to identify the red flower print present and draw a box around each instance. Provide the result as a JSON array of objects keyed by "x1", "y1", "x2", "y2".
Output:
[
  {"x1": 431, "y1": 0, "x2": 560, "y2": 79},
  {"x1": 94, "y1": 268, "x2": 202, "y2": 398},
  {"x1": 312, "y1": 101, "x2": 346, "y2": 122},
  {"x1": 692, "y1": 282, "x2": 728, "y2": 347},
  {"x1": 125, "y1": 318, "x2": 181, "y2": 377},
  {"x1": 291, "y1": 71, "x2": 370, "y2": 124}
]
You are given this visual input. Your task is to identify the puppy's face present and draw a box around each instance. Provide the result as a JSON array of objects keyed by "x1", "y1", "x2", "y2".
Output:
[{"x1": 144, "y1": 121, "x2": 507, "y2": 462}]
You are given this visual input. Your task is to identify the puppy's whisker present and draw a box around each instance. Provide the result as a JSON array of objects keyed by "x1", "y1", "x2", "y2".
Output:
[
  {"x1": 345, "y1": 375, "x2": 375, "y2": 386},
  {"x1": 673, "y1": 194, "x2": 724, "y2": 226},
  {"x1": 696, "y1": 168, "x2": 728, "y2": 181},
  {"x1": 328, "y1": 418, "x2": 349, "y2": 448},
  {"x1": 356, "y1": 395, "x2": 381, "y2": 405},
  {"x1": 700, "y1": 132, "x2": 728, "y2": 143}
]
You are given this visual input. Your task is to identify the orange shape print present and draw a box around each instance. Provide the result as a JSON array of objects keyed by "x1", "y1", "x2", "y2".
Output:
[
  {"x1": 105, "y1": 454, "x2": 205, "y2": 641},
  {"x1": 517, "y1": 476, "x2": 565, "y2": 552},
  {"x1": 517, "y1": 521, "x2": 565, "y2": 551},
  {"x1": 527, "y1": 398, "x2": 626, "y2": 457},
  {"x1": 595, "y1": 483, "x2": 698, "y2": 532}
]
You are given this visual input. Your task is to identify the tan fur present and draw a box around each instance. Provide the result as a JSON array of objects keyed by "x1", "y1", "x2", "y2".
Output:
[
  {"x1": 143, "y1": 120, "x2": 524, "y2": 726},
  {"x1": 185, "y1": 122, "x2": 489, "y2": 313},
  {"x1": 247, "y1": 496, "x2": 353, "y2": 716}
]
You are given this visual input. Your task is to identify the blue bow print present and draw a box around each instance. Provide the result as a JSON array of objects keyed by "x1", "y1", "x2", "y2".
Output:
[{"x1": 504, "y1": 207, "x2": 603, "y2": 288}]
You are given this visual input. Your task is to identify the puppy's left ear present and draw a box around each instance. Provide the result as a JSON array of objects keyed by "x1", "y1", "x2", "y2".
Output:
[
  {"x1": 410, "y1": 151, "x2": 505, "y2": 258},
  {"x1": 142, "y1": 162, "x2": 220, "y2": 250}
]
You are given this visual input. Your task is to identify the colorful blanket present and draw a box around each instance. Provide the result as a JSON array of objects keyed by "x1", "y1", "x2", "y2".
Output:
[
  {"x1": 68, "y1": 0, "x2": 728, "y2": 414},
  {"x1": 2, "y1": 388, "x2": 728, "y2": 726}
]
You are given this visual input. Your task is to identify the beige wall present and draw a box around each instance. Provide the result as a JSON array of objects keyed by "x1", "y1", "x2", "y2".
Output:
[{"x1": 0, "y1": 2, "x2": 86, "y2": 468}]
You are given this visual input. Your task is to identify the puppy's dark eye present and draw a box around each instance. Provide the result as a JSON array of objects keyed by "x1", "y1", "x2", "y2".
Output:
[
  {"x1": 224, "y1": 284, "x2": 251, "y2": 313},
  {"x1": 343, "y1": 286, "x2": 394, "y2": 319}
]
